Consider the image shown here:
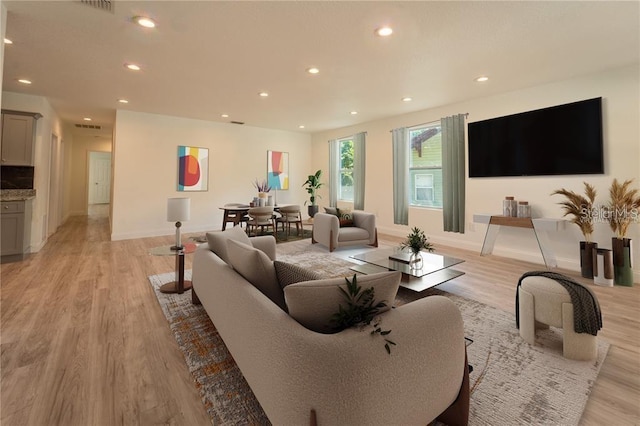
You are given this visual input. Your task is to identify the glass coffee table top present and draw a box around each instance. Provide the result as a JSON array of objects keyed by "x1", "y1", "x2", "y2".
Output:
[{"x1": 350, "y1": 247, "x2": 465, "y2": 292}]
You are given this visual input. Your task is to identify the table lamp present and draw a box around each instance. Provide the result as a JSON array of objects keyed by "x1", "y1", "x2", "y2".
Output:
[{"x1": 167, "y1": 197, "x2": 190, "y2": 250}]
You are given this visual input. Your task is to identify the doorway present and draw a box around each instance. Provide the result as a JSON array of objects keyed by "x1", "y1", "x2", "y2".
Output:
[{"x1": 88, "y1": 151, "x2": 111, "y2": 207}]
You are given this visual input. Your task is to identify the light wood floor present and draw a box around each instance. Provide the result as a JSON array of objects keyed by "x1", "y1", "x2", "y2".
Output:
[{"x1": 1, "y1": 209, "x2": 638, "y2": 425}]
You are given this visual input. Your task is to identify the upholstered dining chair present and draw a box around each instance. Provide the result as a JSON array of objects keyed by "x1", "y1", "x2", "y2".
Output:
[
  {"x1": 247, "y1": 206, "x2": 276, "y2": 237},
  {"x1": 277, "y1": 205, "x2": 303, "y2": 238}
]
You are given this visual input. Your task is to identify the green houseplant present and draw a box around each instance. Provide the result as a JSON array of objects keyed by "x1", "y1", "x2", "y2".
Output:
[
  {"x1": 607, "y1": 178, "x2": 639, "y2": 286},
  {"x1": 551, "y1": 182, "x2": 597, "y2": 278},
  {"x1": 399, "y1": 227, "x2": 434, "y2": 269},
  {"x1": 302, "y1": 169, "x2": 323, "y2": 217}
]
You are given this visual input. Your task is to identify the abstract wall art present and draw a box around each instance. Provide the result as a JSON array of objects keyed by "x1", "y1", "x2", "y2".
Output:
[
  {"x1": 177, "y1": 146, "x2": 208, "y2": 191},
  {"x1": 267, "y1": 150, "x2": 289, "y2": 190}
]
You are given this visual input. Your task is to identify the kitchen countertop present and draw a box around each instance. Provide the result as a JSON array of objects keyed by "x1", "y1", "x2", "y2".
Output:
[{"x1": 1, "y1": 189, "x2": 36, "y2": 201}]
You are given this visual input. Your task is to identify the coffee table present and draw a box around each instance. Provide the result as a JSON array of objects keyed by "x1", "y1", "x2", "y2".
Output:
[{"x1": 350, "y1": 247, "x2": 465, "y2": 292}]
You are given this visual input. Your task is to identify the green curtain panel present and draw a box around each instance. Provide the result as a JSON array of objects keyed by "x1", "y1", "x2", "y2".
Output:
[
  {"x1": 353, "y1": 132, "x2": 367, "y2": 210},
  {"x1": 328, "y1": 139, "x2": 339, "y2": 207},
  {"x1": 441, "y1": 114, "x2": 466, "y2": 233},
  {"x1": 392, "y1": 127, "x2": 409, "y2": 225}
]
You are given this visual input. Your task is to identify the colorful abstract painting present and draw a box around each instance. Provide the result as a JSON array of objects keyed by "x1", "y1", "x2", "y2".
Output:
[
  {"x1": 178, "y1": 146, "x2": 208, "y2": 191},
  {"x1": 267, "y1": 150, "x2": 289, "y2": 190}
]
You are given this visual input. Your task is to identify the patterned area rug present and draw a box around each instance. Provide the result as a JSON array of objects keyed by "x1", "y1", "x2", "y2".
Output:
[{"x1": 149, "y1": 241, "x2": 609, "y2": 425}]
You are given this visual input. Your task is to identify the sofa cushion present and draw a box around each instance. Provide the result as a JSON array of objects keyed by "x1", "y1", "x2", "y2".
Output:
[
  {"x1": 337, "y1": 227, "x2": 370, "y2": 242},
  {"x1": 226, "y1": 239, "x2": 287, "y2": 311},
  {"x1": 337, "y1": 207, "x2": 354, "y2": 227},
  {"x1": 206, "y1": 226, "x2": 252, "y2": 265},
  {"x1": 274, "y1": 261, "x2": 320, "y2": 289},
  {"x1": 284, "y1": 271, "x2": 401, "y2": 333}
]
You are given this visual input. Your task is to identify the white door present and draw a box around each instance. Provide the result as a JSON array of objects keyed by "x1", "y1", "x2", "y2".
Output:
[{"x1": 88, "y1": 151, "x2": 111, "y2": 204}]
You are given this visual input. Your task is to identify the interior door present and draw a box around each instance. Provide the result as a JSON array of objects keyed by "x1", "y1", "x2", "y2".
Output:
[{"x1": 88, "y1": 151, "x2": 111, "y2": 204}]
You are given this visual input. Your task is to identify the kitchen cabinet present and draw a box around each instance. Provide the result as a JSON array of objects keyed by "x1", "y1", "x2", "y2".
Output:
[
  {"x1": 1, "y1": 110, "x2": 42, "y2": 166},
  {"x1": 1, "y1": 200, "x2": 32, "y2": 262}
]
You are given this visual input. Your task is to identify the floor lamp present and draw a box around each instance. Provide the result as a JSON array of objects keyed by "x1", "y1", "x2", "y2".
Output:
[{"x1": 167, "y1": 197, "x2": 190, "y2": 250}]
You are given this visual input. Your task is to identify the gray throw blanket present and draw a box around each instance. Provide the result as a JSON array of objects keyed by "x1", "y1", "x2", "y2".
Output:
[{"x1": 515, "y1": 271, "x2": 603, "y2": 336}]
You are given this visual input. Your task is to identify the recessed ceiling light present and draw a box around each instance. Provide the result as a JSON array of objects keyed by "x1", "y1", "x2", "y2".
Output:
[
  {"x1": 259, "y1": 92, "x2": 269, "y2": 97},
  {"x1": 350, "y1": 111, "x2": 358, "y2": 115},
  {"x1": 375, "y1": 26, "x2": 393, "y2": 37},
  {"x1": 299, "y1": 125, "x2": 305, "y2": 129},
  {"x1": 221, "y1": 114, "x2": 229, "y2": 118},
  {"x1": 117, "y1": 99, "x2": 129, "y2": 104},
  {"x1": 125, "y1": 63, "x2": 141, "y2": 71},
  {"x1": 134, "y1": 16, "x2": 156, "y2": 28},
  {"x1": 402, "y1": 97, "x2": 412, "y2": 102},
  {"x1": 306, "y1": 67, "x2": 320, "y2": 75},
  {"x1": 17, "y1": 79, "x2": 32, "y2": 85},
  {"x1": 4, "y1": 38, "x2": 13, "y2": 44},
  {"x1": 83, "y1": 117, "x2": 92, "y2": 121},
  {"x1": 475, "y1": 76, "x2": 489, "y2": 82}
]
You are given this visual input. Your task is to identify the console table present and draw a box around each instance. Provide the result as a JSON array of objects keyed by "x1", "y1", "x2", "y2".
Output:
[{"x1": 473, "y1": 214, "x2": 565, "y2": 268}]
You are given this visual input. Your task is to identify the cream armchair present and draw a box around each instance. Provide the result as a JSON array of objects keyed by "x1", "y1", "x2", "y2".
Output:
[{"x1": 312, "y1": 211, "x2": 378, "y2": 252}]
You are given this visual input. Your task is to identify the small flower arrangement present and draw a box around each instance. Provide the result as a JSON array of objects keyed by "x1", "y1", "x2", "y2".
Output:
[
  {"x1": 253, "y1": 179, "x2": 271, "y2": 193},
  {"x1": 400, "y1": 227, "x2": 434, "y2": 255}
]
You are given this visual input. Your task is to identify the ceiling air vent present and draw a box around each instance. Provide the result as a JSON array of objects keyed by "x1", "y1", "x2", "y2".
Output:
[
  {"x1": 75, "y1": 124, "x2": 102, "y2": 130},
  {"x1": 79, "y1": 0, "x2": 114, "y2": 13},
  {"x1": 230, "y1": 121, "x2": 245, "y2": 125}
]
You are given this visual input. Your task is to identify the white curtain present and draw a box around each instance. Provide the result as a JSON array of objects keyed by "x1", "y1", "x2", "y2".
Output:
[
  {"x1": 441, "y1": 114, "x2": 466, "y2": 233},
  {"x1": 353, "y1": 132, "x2": 366, "y2": 210},
  {"x1": 328, "y1": 139, "x2": 339, "y2": 207},
  {"x1": 392, "y1": 127, "x2": 409, "y2": 225}
]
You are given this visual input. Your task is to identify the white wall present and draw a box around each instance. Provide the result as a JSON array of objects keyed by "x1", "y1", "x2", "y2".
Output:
[
  {"x1": 1, "y1": 92, "x2": 67, "y2": 252},
  {"x1": 310, "y1": 65, "x2": 640, "y2": 275},
  {"x1": 68, "y1": 135, "x2": 111, "y2": 216},
  {"x1": 111, "y1": 110, "x2": 312, "y2": 240}
]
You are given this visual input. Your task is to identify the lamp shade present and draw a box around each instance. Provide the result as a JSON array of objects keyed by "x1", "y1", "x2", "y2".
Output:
[{"x1": 167, "y1": 197, "x2": 191, "y2": 222}]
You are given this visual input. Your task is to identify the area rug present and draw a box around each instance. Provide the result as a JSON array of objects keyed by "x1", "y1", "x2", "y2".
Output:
[{"x1": 149, "y1": 242, "x2": 609, "y2": 425}]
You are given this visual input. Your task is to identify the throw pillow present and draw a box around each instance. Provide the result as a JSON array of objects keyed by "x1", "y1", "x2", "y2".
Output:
[
  {"x1": 274, "y1": 261, "x2": 320, "y2": 289},
  {"x1": 284, "y1": 271, "x2": 401, "y2": 334},
  {"x1": 206, "y1": 226, "x2": 251, "y2": 265},
  {"x1": 336, "y1": 207, "x2": 354, "y2": 227},
  {"x1": 226, "y1": 239, "x2": 287, "y2": 311},
  {"x1": 324, "y1": 206, "x2": 338, "y2": 216}
]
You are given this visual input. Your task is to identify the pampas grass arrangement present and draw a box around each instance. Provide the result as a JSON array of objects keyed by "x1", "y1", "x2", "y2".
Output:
[
  {"x1": 551, "y1": 182, "x2": 597, "y2": 243},
  {"x1": 607, "y1": 178, "x2": 640, "y2": 239}
]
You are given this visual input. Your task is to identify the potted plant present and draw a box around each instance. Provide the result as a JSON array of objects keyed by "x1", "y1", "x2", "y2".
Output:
[
  {"x1": 253, "y1": 179, "x2": 272, "y2": 206},
  {"x1": 302, "y1": 169, "x2": 323, "y2": 217},
  {"x1": 607, "y1": 178, "x2": 639, "y2": 286},
  {"x1": 551, "y1": 182, "x2": 597, "y2": 278},
  {"x1": 400, "y1": 227, "x2": 434, "y2": 269}
]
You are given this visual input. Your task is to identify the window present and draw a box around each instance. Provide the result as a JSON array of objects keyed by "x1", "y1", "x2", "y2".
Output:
[
  {"x1": 409, "y1": 123, "x2": 442, "y2": 208},
  {"x1": 338, "y1": 138, "x2": 354, "y2": 201}
]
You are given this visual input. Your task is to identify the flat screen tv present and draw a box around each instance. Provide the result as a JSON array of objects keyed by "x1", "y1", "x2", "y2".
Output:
[{"x1": 467, "y1": 97, "x2": 604, "y2": 177}]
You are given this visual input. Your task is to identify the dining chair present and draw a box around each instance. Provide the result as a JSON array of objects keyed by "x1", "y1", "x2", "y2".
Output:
[
  {"x1": 222, "y1": 203, "x2": 250, "y2": 230},
  {"x1": 277, "y1": 205, "x2": 303, "y2": 238},
  {"x1": 247, "y1": 206, "x2": 276, "y2": 237}
]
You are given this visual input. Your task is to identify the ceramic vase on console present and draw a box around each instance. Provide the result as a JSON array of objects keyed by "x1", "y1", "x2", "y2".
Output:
[
  {"x1": 579, "y1": 241, "x2": 598, "y2": 279},
  {"x1": 409, "y1": 251, "x2": 423, "y2": 270},
  {"x1": 612, "y1": 237, "x2": 633, "y2": 286}
]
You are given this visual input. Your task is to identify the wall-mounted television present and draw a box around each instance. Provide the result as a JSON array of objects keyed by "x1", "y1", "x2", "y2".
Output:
[{"x1": 467, "y1": 97, "x2": 604, "y2": 177}]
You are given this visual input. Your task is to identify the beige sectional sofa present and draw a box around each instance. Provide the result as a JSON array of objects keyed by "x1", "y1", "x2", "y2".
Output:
[{"x1": 192, "y1": 226, "x2": 469, "y2": 425}]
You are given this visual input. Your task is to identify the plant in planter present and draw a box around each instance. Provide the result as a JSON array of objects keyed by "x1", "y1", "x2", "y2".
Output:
[
  {"x1": 551, "y1": 182, "x2": 597, "y2": 278},
  {"x1": 252, "y1": 179, "x2": 272, "y2": 205},
  {"x1": 606, "y1": 178, "x2": 640, "y2": 286},
  {"x1": 302, "y1": 169, "x2": 323, "y2": 217},
  {"x1": 330, "y1": 275, "x2": 395, "y2": 354},
  {"x1": 399, "y1": 227, "x2": 434, "y2": 269}
]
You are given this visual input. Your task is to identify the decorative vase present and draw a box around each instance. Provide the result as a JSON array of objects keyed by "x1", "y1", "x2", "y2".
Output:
[
  {"x1": 409, "y1": 251, "x2": 423, "y2": 270},
  {"x1": 612, "y1": 237, "x2": 633, "y2": 286},
  {"x1": 579, "y1": 241, "x2": 598, "y2": 279},
  {"x1": 308, "y1": 205, "x2": 319, "y2": 218}
]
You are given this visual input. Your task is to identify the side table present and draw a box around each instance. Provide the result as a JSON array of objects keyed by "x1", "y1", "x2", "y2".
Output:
[{"x1": 149, "y1": 242, "x2": 197, "y2": 294}]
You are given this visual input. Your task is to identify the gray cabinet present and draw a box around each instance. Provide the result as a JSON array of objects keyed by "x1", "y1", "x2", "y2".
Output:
[
  {"x1": 1, "y1": 200, "x2": 32, "y2": 262},
  {"x1": 1, "y1": 110, "x2": 42, "y2": 166}
]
